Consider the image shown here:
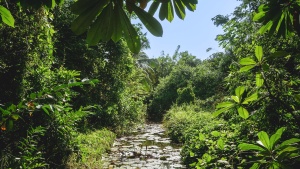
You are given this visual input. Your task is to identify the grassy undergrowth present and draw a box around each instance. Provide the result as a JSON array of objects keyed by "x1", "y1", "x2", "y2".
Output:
[{"x1": 66, "y1": 128, "x2": 116, "y2": 168}]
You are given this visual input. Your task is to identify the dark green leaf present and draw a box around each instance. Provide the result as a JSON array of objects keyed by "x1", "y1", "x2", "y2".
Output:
[
  {"x1": 117, "y1": 5, "x2": 141, "y2": 53},
  {"x1": 174, "y1": 0, "x2": 185, "y2": 19},
  {"x1": 71, "y1": 0, "x2": 110, "y2": 35},
  {"x1": 132, "y1": 4, "x2": 163, "y2": 37},
  {"x1": 182, "y1": 0, "x2": 196, "y2": 11},
  {"x1": 71, "y1": 0, "x2": 100, "y2": 15},
  {"x1": 148, "y1": 1, "x2": 160, "y2": 16},
  {"x1": 87, "y1": 3, "x2": 113, "y2": 45}
]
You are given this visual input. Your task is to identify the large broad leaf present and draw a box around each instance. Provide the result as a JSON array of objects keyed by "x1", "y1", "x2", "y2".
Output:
[
  {"x1": 269, "y1": 127, "x2": 285, "y2": 149},
  {"x1": 71, "y1": 0, "x2": 110, "y2": 35},
  {"x1": 0, "y1": 5, "x2": 14, "y2": 27},
  {"x1": 174, "y1": 0, "x2": 185, "y2": 19},
  {"x1": 256, "y1": 73, "x2": 264, "y2": 87},
  {"x1": 111, "y1": 6, "x2": 123, "y2": 42},
  {"x1": 117, "y1": 5, "x2": 141, "y2": 53},
  {"x1": 238, "y1": 143, "x2": 266, "y2": 151},
  {"x1": 255, "y1": 46, "x2": 263, "y2": 62},
  {"x1": 240, "y1": 58, "x2": 256, "y2": 66},
  {"x1": 87, "y1": 3, "x2": 114, "y2": 45},
  {"x1": 148, "y1": 1, "x2": 160, "y2": 16},
  {"x1": 257, "y1": 131, "x2": 270, "y2": 150},
  {"x1": 182, "y1": 0, "x2": 197, "y2": 11},
  {"x1": 235, "y1": 86, "x2": 245, "y2": 98},
  {"x1": 242, "y1": 92, "x2": 258, "y2": 104},
  {"x1": 237, "y1": 106, "x2": 249, "y2": 119},
  {"x1": 132, "y1": 4, "x2": 163, "y2": 37},
  {"x1": 71, "y1": 0, "x2": 100, "y2": 15}
]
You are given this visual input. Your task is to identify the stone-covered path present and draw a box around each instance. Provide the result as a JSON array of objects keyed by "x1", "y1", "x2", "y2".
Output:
[{"x1": 103, "y1": 123, "x2": 186, "y2": 169}]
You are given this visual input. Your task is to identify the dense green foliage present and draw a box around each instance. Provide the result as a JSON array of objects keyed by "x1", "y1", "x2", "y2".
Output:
[
  {"x1": 0, "y1": 1, "x2": 147, "y2": 168},
  {"x1": 1, "y1": 0, "x2": 300, "y2": 168}
]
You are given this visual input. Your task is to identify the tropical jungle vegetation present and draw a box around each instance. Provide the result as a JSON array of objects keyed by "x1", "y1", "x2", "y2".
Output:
[{"x1": 0, "y1": 0, "x2": 300, "y2": 168}]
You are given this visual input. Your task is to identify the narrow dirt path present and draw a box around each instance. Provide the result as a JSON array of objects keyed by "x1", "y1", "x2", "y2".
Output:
[{"x1": 102, "y1": 123, "x2": 185, "y2": 169}]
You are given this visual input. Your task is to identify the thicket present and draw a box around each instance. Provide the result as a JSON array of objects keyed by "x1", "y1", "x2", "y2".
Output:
[
  {"x1": 0, "y1": 2, "x2": 147, "y2": 168},
  {"x1": 161, "y1": 1, "x2": 300, "y2": 168}
]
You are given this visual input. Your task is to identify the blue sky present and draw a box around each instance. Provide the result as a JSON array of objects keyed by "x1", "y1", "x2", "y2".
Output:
[{"x1": 136, "y1": 0, "x2": 241, "y2": 60}]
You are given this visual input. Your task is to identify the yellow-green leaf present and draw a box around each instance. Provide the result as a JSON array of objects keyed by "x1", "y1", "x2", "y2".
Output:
[
  {"x1": 238, "y1": 106, "x2": 249, "y2": 119},
  {"x1": 255, "y1": 46, "x2": 263, "y2": 62},
  {"x1": 256, "y1": 73, "x2": 264, "y2": 87},
  {"x1": 235, "y1": 86, "x2": 245, "y2": 98},
  {"x1": 239, "y1": 57, "x2": 256, "y2": 66},
  {"x1": 0, "y1": 5, "x2": 14, "y2": 27},
  {"x1": 257, "y1": 131, "x2": 270, "y2": 150},
  {"x1": 231, "y1": 95, "x2": 240, "y2": 103},
  {"x1": 242, "y1": 92, "x2": 258, "y2": 104}
]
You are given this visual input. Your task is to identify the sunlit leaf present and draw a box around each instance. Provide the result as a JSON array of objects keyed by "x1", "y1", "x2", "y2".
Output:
[
  {"x1": 231, "y1": 95, "x2": 240, "y2": 103},
  {"x1": 256, "y1": 73, "x2": 264, "y2": 87},
  {"x1": 270, "y1": 127, "x2": 285, "y2": 149},
  {"x1": 242, "y1": 92, "x2": 258, "y2": 104},
  {"x1": 216, "y1": 102, "x2": 234, "y2": 109},
  {"x1": 240, "y1": 65, "x2": 256, "y2": 72},
  {"x1": 239, "y1": 58, "x2": 256, "y2": 66},
  {"x1": 0, "y1": 5, "x2": 15, "y2": 27},
  {"x1": 211, "y1": 131, "x2": 221, "y2": 137},
  {"x1": 238, "y1": 106, "x2": 249, "y2": 119},
  {"x1": 217, "y1": 138, "x2": 225, "y2": 150},
  {"x1": 235, "y1": 86, "x2": 245, "y2": 98},
  {"x1": 257, "y1": 131, "x2": 270, "y2": 150},
  {"x1": 255, "y1": 46, "x2": 263, "y2": 62}
]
